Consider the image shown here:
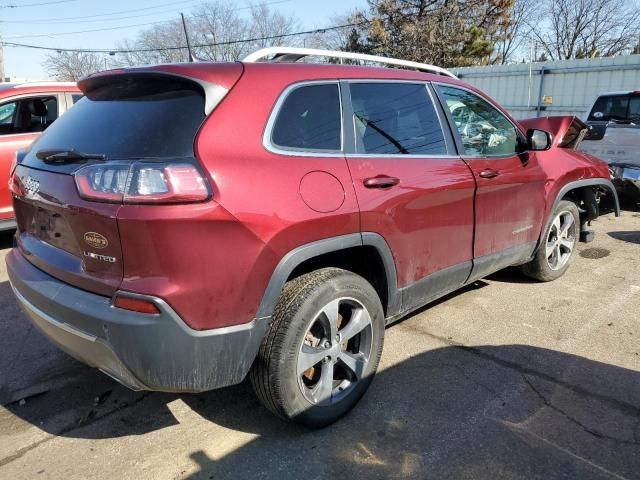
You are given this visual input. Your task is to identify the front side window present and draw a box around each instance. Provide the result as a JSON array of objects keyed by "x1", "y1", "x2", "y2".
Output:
[
  {"x1": 350, "y1": 83, "x2": 446, "y2": 155},
  {"x1": 438, "y1": 86, "x2": 518, "y2": 157},
  {"x1": 271, "y1": 83, "x2": 341, "y2": 152}
]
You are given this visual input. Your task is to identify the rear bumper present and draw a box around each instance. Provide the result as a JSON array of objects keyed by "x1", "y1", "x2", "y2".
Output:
[{"x1": 6, "y1": 249, "x2": 269, "y2": 392}]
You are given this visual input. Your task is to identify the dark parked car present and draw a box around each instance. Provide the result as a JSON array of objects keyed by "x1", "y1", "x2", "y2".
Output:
[
  {"x1": 6, "y1": 48, "x2": 619, "y2": 427},
  {"x1": 0, "y1": 82, "x2": 81, "y2": 231}
]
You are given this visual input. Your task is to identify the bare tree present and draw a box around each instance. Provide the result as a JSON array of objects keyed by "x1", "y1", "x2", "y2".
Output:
[
  {"x1": 492, "y1": 0, "x2": 535, "y2": 63},
  {"x1": 302, "y1": 11, "x2": 363, "y2": 51},
  {"x1": 43, "y1": 50, "x2": 107, "y2": 81},
  {"x1": 117, "y1": 1, "x2": 299, "y2": 66},
  {"x1": 529, "y1": 0, "x2": 640, "y2": 60}
]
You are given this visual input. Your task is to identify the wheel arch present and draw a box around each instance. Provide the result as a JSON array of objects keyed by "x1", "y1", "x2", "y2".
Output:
[
  {"x1": 534, "y1": 178, "x2": 620, "y2": 254},
  {"x1": 552, "y1": 178, "x2": 620, "y2": 219},
  {"x1": 255, "y1": 233, "x2": 400, "y2": 320}
]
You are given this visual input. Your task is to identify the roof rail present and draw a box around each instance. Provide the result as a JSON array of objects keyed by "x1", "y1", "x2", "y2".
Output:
[{"x1": 242, "y1": 47, "x2": 457, "y2": 79}]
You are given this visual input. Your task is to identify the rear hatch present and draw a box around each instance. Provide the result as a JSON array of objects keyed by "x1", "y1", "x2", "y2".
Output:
[{"x1": 11, "y1": 70, "x2": 230, "y2": 296}]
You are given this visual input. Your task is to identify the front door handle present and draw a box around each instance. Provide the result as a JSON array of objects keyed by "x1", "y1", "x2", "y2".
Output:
[
  {"x1": 479, "y1": 168, "x2": 500, "y2": 179},
  {"x1": 363, "y1": 175, "x2": 400, "y2": 189}
]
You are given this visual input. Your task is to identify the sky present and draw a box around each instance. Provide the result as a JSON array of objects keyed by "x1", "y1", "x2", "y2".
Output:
[{"x1": 0, "y1": 0, "x2": 366, "y2": 80}]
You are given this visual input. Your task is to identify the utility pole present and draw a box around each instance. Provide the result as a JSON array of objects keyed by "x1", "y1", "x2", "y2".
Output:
[
  {"x1": 180, "y1": 13, "x2": 194, "y2": 62},
  {"x1": 0, "y1": 32, "x2": 5, "y2": 82}
]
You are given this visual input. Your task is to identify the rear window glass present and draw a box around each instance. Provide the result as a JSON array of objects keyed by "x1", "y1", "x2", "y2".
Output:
[
  {"x1": 588, "y1": 94, "x2": 640, "y2": 123},
  {"x1": 271, "y1": 83, "x2": 341, "y2": 152},
  {"x1": 24, "y1": 76, "x2": 205, "y2": 169}
]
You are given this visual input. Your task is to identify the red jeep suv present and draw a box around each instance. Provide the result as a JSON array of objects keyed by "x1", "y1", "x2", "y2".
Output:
[{"x1": 6, "y1": 48, "x2": 619, "y2": 427}]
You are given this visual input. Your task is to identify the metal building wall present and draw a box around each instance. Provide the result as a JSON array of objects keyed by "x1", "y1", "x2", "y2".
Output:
[{"x1": 451, "y1": 55, "x2": 640, "y2": 120}]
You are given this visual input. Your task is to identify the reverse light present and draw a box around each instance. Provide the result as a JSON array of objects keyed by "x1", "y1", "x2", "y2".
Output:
[
  {"x1": 75, "y1": 161, "x2": 210, "y2": 204},
  {"x1": 113, "y1": 295, "x2": 161, "y2": 315}
]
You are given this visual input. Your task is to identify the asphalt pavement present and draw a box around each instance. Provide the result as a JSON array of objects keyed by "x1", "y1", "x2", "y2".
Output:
[{"x1": 1, "y1": 210, "x2": 639, "y2": 479}]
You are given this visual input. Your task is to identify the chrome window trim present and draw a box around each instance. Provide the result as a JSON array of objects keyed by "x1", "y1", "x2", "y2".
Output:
[
  {"x1": 344, "y1": 79, "x2": 451, "y2": 158},
  {"x1": 263, "y1": 80, "x2": 345, "y2": 158},
  {"x1": 433, "y1": 81, "x2": 524, "y2": 159}
]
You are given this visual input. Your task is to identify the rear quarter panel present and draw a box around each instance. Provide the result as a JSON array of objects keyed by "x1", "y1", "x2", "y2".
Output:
[{"x1": 119, "y1": 64, "x2": 360, "y2": 330}]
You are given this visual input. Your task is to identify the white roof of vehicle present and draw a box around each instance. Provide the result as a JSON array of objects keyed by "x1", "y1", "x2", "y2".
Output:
[{"x1": 0, "y1": 82, "x2": 77, "y2": 90}]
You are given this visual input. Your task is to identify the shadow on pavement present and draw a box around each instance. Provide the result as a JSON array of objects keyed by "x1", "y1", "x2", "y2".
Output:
[
  {"x1": 485, "y1": 266, "x2": 537, "y2": 284},
  {"x1": 179, "y1": 344, "x2": 640, "y2": 479},
  {"x1": 608, "y1": 231, "x2": 640, "y2": 245},
  {"x1": 3, "y1": 333, "x2": 640, "y2": 478}
]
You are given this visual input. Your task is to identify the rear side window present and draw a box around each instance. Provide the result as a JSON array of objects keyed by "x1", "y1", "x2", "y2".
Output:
[
  {"x1": 71, "y1": 94, "x2": 83, "y2": 104},
  {"x1": 25, "y1": 76, "x2": 205, "y2": 170},
  {"x1": 271, "y1": 83, "x2": 341, "y2": 152},
  {"x1": 588, "y1": 94, "x2": 639, "y2": 122},
  {"x1": 349, "y1": 83, "x2": 446, "y2": 155}
]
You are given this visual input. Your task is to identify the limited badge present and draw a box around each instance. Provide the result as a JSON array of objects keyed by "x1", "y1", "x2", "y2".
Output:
[{"x1": 84, "y1": 232, "x2": 108, "y2": 249}]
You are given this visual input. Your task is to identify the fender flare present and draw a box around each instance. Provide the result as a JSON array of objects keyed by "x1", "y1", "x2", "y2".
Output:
[
  {"x1": 551, "y1": 178, "x2": 620, "y2": 218},
  {"x1": 255, "y1": 232, "x2": 400, "y2": 320},
  {"x1": 535, "y1": 178, "x2": 620, "y2": 253}
]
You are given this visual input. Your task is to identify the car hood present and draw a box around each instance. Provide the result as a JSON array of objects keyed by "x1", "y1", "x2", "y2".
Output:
[{"x1": 519, "y1": 116, "x2": 589, "y2": 150}]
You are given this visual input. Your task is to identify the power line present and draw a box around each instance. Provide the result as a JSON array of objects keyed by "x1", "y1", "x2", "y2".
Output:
[
  {"x1": 2, "y1": 0, "x2": 293, "y2": 39},
  {"x1": 0, "y1": 0, "x2": 291, "y2": 24},
  {"x1": 6, "y1": 6, "x2": 198, "y2": 26},
  {"x1": 1, "y1": 20, "x2": 365, "y2": 54},
  {"x1": 4, "y1": 19, "x2": 180, "y2": 39},
  {"x1": 0, "y1": 0, "x2": 201, "y2": 23},
  {"x1": 0, "y1": 0, "x2": 76, "y2": 8}
]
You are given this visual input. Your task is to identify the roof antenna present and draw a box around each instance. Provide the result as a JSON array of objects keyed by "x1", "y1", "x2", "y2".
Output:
[{"x1": 180, "y1": 13, "x2": 195, "y2": 62}]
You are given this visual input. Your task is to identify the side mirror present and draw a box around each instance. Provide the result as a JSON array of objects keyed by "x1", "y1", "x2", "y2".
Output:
[{"x1": 527, "y1": 129, "x2": 552, "y2": 151}]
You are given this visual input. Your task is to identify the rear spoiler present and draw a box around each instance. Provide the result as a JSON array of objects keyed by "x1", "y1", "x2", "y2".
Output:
[{"x1": 78, "y1": 64, "x2": 243, "y2": 116}]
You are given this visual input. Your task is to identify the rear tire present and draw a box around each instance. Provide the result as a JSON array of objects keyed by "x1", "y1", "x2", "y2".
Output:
[
  {"x1": 521, "y1": 200, "x2": 580, "y2": 282},
  {"x1": 249, "y1": 268, "x2": 385, "y2": 428}
]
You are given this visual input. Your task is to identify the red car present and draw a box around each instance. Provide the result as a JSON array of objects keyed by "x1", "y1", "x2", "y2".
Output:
[
  {"x1": 0, "y1": 82, "x2": 81, "y2": 231},
  {"x1": 6, "y1": 48, "x2": 619, "y2": 427}
]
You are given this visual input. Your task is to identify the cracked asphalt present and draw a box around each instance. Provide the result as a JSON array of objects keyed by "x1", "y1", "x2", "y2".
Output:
[{"x1": 1, "y1": 210, "x2": 639, "y2": 479}]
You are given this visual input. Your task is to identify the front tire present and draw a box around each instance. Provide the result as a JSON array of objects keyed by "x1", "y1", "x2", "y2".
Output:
[
  {"x1": 522, "y1": 200, "x2": 580, "y2": 282},
  {"x1": 249, "y1": 268, "x2": 385, "y2": 428}
]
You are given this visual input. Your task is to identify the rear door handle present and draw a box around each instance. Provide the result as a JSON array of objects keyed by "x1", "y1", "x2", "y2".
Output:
[
  {"x1": 479, "y1": 168, "x2": 500, "y2": 179},
  {"x1": 363, "y1": 175, "x2": 400, "y2": 189}
]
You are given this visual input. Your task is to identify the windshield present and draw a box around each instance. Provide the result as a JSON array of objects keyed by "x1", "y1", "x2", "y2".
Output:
[
  {"x1": 588, "y1": 94, "x2": 640, "y2": 123},
  {"x1": 22, "y1": 76, "x2": 206, "y2": 173}
]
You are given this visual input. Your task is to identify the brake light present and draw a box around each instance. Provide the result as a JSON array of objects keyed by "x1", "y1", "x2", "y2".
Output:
[
  {"x1": 75, "y1": 161, "x2": 210, "y2": 204},
  {"x1": 113, "y1": 294, "x2": 161, "y2": 315}
]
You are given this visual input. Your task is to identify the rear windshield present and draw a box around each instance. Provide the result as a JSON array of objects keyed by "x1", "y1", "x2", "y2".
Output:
[
  {"x1": 588, "y1": 94, "x2": 640, "y2": 123},
  {"x1": 23, "y1": 76, "x2": 205, "y2": 172}
]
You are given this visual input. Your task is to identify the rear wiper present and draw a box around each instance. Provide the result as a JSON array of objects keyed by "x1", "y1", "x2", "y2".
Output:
[{"x1": 36, "y1": 149, "x2": 106, "y2": 164}]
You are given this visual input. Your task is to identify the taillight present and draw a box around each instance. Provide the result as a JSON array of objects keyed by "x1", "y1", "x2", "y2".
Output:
[
  {"x1": 75, "y1": 161, "x2": 210, "y2": 204},
  {"x1": 8, "y1": 150, "x2": 26, "y2": 195}
]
